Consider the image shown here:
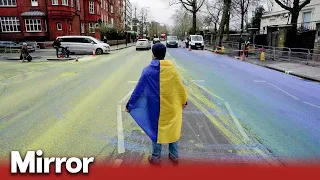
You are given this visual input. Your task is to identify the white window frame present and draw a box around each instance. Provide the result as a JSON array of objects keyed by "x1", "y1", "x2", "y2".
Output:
[
  {"x1": 52, "y1": 0, "x2": 58, "y2": 5},
  {"x1": 97, "y1": 5, "x2": 100, "y2": 15},
  {"x1": 89, "y1": 1, "x2": 94, "y2": 14},
  {"x1": 302, "y1": 11, "x2": 312, "y2": 28},
  {"x1": 89, "y1": 23, "x2": 94, "y2": 33},
  {"x1": 0, "y1": 17, "x2": 20, "y2": 32},
  {"x1": 62, "y1": 0, "x2": 68, "y2": 6},
  {"x1": 71, "y1": 0, "x2": 74, "y2": 7},
  {"x1": 0, "y1": 0, "x2": 16, "y2": 6},
  {"x1": 31, "y1": 0, "x2": 38, "y2": 6},
  {"x1": 25, "y1": 19, "x2": 42, "y2": 32},
  {"x1": 76, "y1": 0, "x2": 80, "y2": 11},
  {"x1": 69, "y1": 23, "x2": 72, "y2": 31},
  {"x1": 45, "y1": 20, "x2": 47, "y2": 32},
  {"x1": 111, "y1": 18, "x2": 114, "y2": 26},
  {"x1": 111, "y1": 5, "x2": 113, "y2": 13},
  {"x1": 81, "y1": 22, "x2": 84, "y2": 33},
  {"x1": 57, "y1": 23, "x2": 62, "y2": 30}
]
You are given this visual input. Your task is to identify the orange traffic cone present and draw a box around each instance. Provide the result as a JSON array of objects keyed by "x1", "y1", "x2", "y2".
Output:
[
  {"x1": 75, "y1": 56, "x2": 79, "y2": 62},
  {"x1": 92, "y1": 48, "x2": 96, "y2": 56},
  {"x1": 242, "y1": 50, "x2": 245, "y2": 61}
]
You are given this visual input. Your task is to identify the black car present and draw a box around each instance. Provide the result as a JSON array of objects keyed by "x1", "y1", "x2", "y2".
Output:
[{"x1": 166, "y1": 36, "x2": 179, "y2": 48}]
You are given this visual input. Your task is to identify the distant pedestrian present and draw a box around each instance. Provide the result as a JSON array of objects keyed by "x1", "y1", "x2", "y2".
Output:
[
  {"x1": 20, "y1": 43, "x2": 31, "y2": 62},
  {"x1": 244, "y1": 39, "x2": 250, "y2": 57},
  {"x1": 103, "y1": 36, "x2": 108, "y2": 43},
  {"x1": 126, "y1": 43, "x2": 187, "y2": 166},
  {"x1": 53, "y1": 39, "x2": 61, "y2": 58}
]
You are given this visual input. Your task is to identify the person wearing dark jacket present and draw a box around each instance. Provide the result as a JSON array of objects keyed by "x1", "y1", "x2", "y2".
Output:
[
  {"x1": 20, "y1": 43, "x2": 30, "y2": 62},
  {"x1": 53, "y1": 39, "x2": 61, "y2": 58}
]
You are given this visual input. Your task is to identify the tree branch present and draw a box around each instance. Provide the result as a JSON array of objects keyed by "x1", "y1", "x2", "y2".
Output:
[
  {"x1": 196, "y1": 0, "x2": 205, "y2": 12},
  {"x1": 274, "y1": 0, "x2": 292, "y2": 11},
  {"x1": 299, "y1": 0, "x2": 311, "y2": 10},
  {"x1": 181, "y1": 1, "x2": 194, "y2": 12}
]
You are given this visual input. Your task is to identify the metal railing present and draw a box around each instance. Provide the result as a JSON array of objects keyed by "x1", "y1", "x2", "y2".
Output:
[{"x1": 205, "y1": 41, "x2": 320, "y2": 66}]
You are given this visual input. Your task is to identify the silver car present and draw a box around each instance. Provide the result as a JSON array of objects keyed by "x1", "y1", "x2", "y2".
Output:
[{"x1": 136, "y1": 39, "x2": 151, "y2": 50}]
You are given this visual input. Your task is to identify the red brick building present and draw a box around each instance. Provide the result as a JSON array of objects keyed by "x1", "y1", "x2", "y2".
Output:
[{"x1": 0, "y1": 0, "x2": 123, "y2": 41}]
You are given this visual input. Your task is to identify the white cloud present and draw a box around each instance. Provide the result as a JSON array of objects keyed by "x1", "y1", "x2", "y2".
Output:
[{"x1": 129, "y1": 0, "x2": 178, "y2": 26}]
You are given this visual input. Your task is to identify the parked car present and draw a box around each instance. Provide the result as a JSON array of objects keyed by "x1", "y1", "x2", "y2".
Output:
[
  {"x1": 188, "y1": 35, "x2": 204, "y2": 50},
  {"x1": 56, "y1": 36, "x2": 110, "y2": 55},
  {"x1": 136, "y1": 39, "x2": 151, "y2": 50},
  {"x1": 166, "y1": 36, "x2": 179, "y2": 48},
  {"x1": 153, "y1": 38, "x2": 160, "y2": 44},
  {"x1": 0, "y1": 41, "x2": 34, "y2": 52}
]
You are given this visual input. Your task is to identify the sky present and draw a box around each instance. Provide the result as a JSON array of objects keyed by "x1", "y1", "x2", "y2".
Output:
[{"x1": 129, "y1": 0, "x2": 178, "y2": 26}]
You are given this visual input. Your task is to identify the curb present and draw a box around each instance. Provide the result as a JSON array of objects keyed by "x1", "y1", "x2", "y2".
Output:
[
  {"x1": 110, "y1": 45, "x2": 134, "y2": 51},
  {"x1": 204, "y1": 48, "x2": 320, "y2": 83},
  {"x1": 264, "y1": 65, "x2": 320, "y2": 83},
  {"x1": 47, "y1": 58, "x2": 75, "y2": 61}
]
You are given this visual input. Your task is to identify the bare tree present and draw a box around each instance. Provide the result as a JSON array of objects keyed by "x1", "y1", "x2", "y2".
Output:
[
  {"x1": 205, "y1": 0, "x2": 223, "y2": 32},
  {"x1": 217, "y1": 0, "x2": 231, "y2": 45},
  {"x1": 169, "y1": 0, "x2": 206, "y2": 34},
  {"x1": 274, "y1": 0, "x2": 311, "y2": 47}
]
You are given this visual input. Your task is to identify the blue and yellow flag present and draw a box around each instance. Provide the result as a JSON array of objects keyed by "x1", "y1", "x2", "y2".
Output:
[{"x1": 127, "y1": 59, "x2": 187, "y2": 144}]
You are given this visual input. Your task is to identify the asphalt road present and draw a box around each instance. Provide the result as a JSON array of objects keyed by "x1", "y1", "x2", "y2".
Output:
[{"x1": 0, "y1": 45, "x2": 318, "y2": 166}]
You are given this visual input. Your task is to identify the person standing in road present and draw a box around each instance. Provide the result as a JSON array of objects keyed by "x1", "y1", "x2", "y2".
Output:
[
  {"x1": 126, "y1": 43, "x2": 187, "y2": 166},
  {"x1": 53, "y1": 39, "x2": 61, "y2": 58},
  {"x1": 244, "y1": 39, "x2": 250, "y2": 57}
]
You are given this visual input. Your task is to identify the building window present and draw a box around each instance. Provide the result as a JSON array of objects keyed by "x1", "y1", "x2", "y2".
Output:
[
  {"x1": 89, "y1": 23, "x2": 94, "y2": 33},
  {"x1": 62, "y1": 0, "x2": 68, "y2": 6},
  {"x1": 45, "y1": 20, "x2": 47, "y2": 32},
  {"x1": 105, "y1": 1, "x2": 107, "y2": 11},
  {"x1": 0, "y1": 0, "x2": 16, "y2": 6},
  {"x1": 57, "y1": 23, "x2": 62, "y2": 30},
  {"x1": 0, "y1": 17, "x2": 20, "y2": 32},
  {"x1": 31, "y1": 0, "x2": 38, "y2": 6},
  {"x1": 89, "y1": 1, "x2": 94, "y2": 14},
  {"x1": 76, "y1": 0, "x2": 80, "y2": 10},
  {"x1": 69, "y1": 23, "x2": 72, "y2": 31},
  {"x1": 81, "y1": 22, "x2": 84, "y2": 33},
  {"x1": 25, "y1": 19, "x2": 42, "y2": 32},
  {"x1": 101, "y1": 1, "x2": 103, "y2": 9},
  {"x1": 97, "y1": 5, "x2": 100, "y2": 15},
  {"x1": 303, "y1": 11, "x2": 312, "y2": 28},
  {"x1": 111, "y1": 5, "x2": 113, "y2": 13},
  {"x1": 111, "y1": 18, "x2": 113, "y2": 26},
  {"x1": 52, "y1": 0, "x2": 58, "y2": 5},
  {"x1": 71, "y1": 0, "x2": 74, "y2": 7}
]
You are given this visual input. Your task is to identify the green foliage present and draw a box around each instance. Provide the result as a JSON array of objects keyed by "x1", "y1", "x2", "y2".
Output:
[{"x1": 250, "y1": 6, "x2": 265, "y2": 29}]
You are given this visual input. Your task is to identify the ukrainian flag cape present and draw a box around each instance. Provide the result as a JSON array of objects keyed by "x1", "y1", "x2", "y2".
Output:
[{"x1": 127, "y1": 59, "x2": 187, "y2": 144}]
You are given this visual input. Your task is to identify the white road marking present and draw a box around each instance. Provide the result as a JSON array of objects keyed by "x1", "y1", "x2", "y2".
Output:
[
  {"x1": 117, "y1": 89, "x2": 134, "y2": 154},
  {"x1": 253, "y1": 80, "x2": 267, "y2": 83},
  {"x1": 191, "y1": 80, "x2": 206, "y2": 83},
  {"x1": 254, "y1": 148, "x2": 280, "y2": 166},
  {"x1": 268, "y1": 82, "x2": 299, "y2": 100},
  {"x1": 303, "y1": 101, "x2": 320, "y2": 109},
  {"x1": 113, "y1": 159, "x2": 123, "y2": 167},
  {"x1": 128, "y1": 81, "x2": 138, "y2": 83},
  {"x1": 224, "y1": 102, "x2": 250, "y2": 143},
  {"x1": 220, "y1": 64, "x2": 227, "y2": 67}
]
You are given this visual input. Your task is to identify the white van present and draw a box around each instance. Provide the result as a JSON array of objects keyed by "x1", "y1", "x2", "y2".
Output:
[
  {"x1": 188, "y1": 35, "x2": 204, "y2": 50},
  {"x1": 56, "y1": 36, "x2": 110, "y2": 55}
]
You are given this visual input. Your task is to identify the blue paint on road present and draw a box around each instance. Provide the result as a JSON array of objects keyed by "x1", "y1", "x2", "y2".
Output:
[{"x1": 167, "y1": 48, "x2": 320, "y2": 160}]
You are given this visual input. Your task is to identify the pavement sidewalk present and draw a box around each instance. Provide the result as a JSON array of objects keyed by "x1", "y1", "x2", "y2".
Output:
[
  {"x1": 0, "y1": 43, "x2": 135, "y2": 61},
  {"x1": 204, "y1": 46, "x2": 320, "y2": 82}
]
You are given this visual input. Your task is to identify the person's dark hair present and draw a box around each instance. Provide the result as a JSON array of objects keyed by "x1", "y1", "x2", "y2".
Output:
[{"x1": 152, "y1": 43, "x2": 166, "y2": 60}]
